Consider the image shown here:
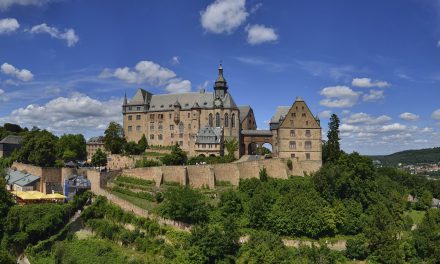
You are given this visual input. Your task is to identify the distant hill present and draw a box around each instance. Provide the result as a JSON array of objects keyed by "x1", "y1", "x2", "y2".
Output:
[{"x1": 369, "y1": 147, "x2": 440, "y2": 166}]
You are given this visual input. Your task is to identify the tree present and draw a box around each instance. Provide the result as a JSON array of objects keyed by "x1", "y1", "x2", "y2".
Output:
[
  {"x1": 123, "y1": 141, "x2": 140, "y2": 155},
  {"x1": 138, "y1": 134, "x2": 148, "y2": 151},
  {"x1": 415, "y1": 190, "x2": 433, "y2": 211},
  {"x1": 0, "y1": 176, "x2": 13, "y2": 238},
  {"x1": 18, "y1": 130, "x2": 58, "y2": 167},
  {"x1": 325, "y1": 114, "x2": 341, "y2": 163},
  {"x1": 104, "y1": 122, "x2": 126, "y2": 154},
  {"x1": 161, "y1": 144, "x2": 187, "y2": 166},
  {"x1": 224, "y1": 137, "x2": 238, "y2": 158},
  {"x1": 159, "y1": 186, "x2": 208, "y2": 223},
  {"x1": 57, "y1": 134, "x2": 87, "y2": 161},
  {"x1": 92, "y1": 148, "x2": 107, "y2": 167},
  {"x1": 414, "y1": 209, "x2": 440, "y2": 262}
]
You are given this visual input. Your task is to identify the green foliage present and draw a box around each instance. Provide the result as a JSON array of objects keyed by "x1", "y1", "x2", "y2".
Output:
[
  {"x1": 18, "y1": 129, "x2": 58, "y2": 167},
  {"x1": 415, "y1": 189, "x2": 433, "y2": 210},
  {"x1": 414, "y1": 208, "x2": 440, "y2": 262},
  {"x1": 237, "y1": 230, "x2": 290, "y2": 264},
  {"x1": 135, "y1": 157, "x2": 161, "y2": 168},
  {"x1": 0, "y1": 248, "x2": 15, "y2": 264},
  {"x1": 92, "y1": 148, "x2": 107, "y2": 167},
  {"x1": 112, "y1": 186, "x2": 154, "y2": 201},
  {"x1": 115, "y1": 176, "x2": 155, "y2": 187},
  {"x1": 224, "y1": 137, "x2": 238, "y2": 157},
  {"x1": 104, "y1": 121, "x2": 126, "y2": 154},
  {"x1": 161, "y1": 144, "x2": 187, "y2": 166},
  {"x1": 159, "y1": 186, "x2": 209, "y2": 224},
  {"x1": 325, "y1": 114, "x2": 342, "y2": 163},
  {"x1": 57, "y1": 134, "x2": 87, "y2": 161},
  {"x1": 259, "y1": 167, "x2": 268, "y2": 182},
  {"x1": 286, "y1": 159, "x2": 293, "y2": 170},
  {"x1": 346, "y1": 235, "x2": 369, "y2": 260},
  {"x1": 218, "y1": 190, "x2": 243, "y2": 217},
  {"x1": 138, "y1": 134, "x2": 149, "y2": 151},
  {"x1": 255, "y1": 146, "x2": 271, "y2": 155},
  {"x1": 0, "y1": 176, "x2": 13, "y2": 238},
  {"x1": 370, "y1": 147, "x2": 440, "y2": 166},
  {"x1": 187, "y1": 155, "x2": 235, "y2": 165}
]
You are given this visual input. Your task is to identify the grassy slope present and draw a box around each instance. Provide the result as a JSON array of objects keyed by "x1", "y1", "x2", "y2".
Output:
[{"x1": 369, "y1": 147, "x2": 440, "y2": 166}]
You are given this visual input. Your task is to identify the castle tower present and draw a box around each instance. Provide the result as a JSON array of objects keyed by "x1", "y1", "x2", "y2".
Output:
[{"x1": 214, "y1": 64, "x2": 228, "y2": 99}]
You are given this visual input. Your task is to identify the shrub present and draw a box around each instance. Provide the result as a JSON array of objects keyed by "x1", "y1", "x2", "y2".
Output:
[
  {"x1": 287, "y1": 159, "x2": 293, "y2": 170},
  {"x1": 135, "y1": 158, "x2": 161, "y2": 168},
  {"x1": 346, "y1": 235, "x2": 369, "y2": 260}
]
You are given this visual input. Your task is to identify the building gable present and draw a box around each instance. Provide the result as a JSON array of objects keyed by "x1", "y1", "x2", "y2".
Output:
[{"x1": 279, "y1": 98, "x2": 320, "y2": 129}]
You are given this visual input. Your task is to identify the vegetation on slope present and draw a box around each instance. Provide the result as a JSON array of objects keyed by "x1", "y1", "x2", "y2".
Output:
[{"x1": 369, "y1": 147, "x2": 440, "y2": 166}]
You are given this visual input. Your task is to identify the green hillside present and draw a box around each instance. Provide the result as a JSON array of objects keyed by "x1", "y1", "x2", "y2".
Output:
[{"x1": 369, "y1": 147, "x2": 440, "y2": 166}]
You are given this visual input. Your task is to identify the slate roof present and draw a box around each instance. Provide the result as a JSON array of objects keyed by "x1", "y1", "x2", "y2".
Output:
[
  {"x1": 0, "y1": 135, "x2": 23, "y2": 145},
  {"x1": 195, "y1": 127, "x2": 222, "y2": 144},
  {"x1": 241, "y1": 130, "x2": 272, "y2": 136},
  {"x1": 87, "y1": 136, "x2": 104, "y2": 144},
  {"x1": 126, "y1": 89, "x2": 238, "y2": 111},
  {"x1": 238, "y1": 105, "x2": 251, "y2": 123},
  {"x1": 6, "y1": 169, "x2": 40, "y2": 187}
]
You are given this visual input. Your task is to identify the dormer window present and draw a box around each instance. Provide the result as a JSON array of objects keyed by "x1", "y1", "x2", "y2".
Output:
[
  {"x1": 160, "y1": 105, "x2": 164, "y2": 108},
  {"x1": 136, "y1": 106, "x2": 141, "y2": 111}
]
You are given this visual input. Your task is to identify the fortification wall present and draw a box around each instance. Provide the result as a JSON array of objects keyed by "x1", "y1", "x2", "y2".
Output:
[
  {"x1": 237, "y1": 160, "x2": 261, "y2": 180},
  {"x1": 162, "y1": 166, "x2": 185, "y2": 184},
  {"x1": 107, "y1": 154, "x2": 141, "y2": 170},
  {"x1": 187, "y1": 165, "x2": 214, "y2": 188},
  {"x1": 213, "y1": 163, "x2": 240, "y2": 186}
]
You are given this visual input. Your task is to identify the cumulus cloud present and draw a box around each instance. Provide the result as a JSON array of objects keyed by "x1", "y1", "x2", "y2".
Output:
[
  {"x1": 0, "y1": 0, "x2": 53, "y2": 10},
  {"x1": 432, "y1": 109, "x2": 440, "y2": 120},
  {"x1": 245, "y1": 24, "x2": 278, "y2": 45},
  {"x1": 197, "y1": 80, "x2": 209, "y2": 91},
  {"x1": 345, "y1": 112, "x2": 391, "y2": 125},
  {"x1": 1, "y1": 62, "x2": 34, "y2": 81},
  {"x1": 399, "y1": 112, "x2": 419, "y2": 121},
  {"x1": 352, "y1": 77, "x2": 390, "y2": 88},
  {"x1": 100, "y1": 60, "x2": 192, "y2": 93},
  {"x1": 29, "y1": 23, "x2": 79, "y2": 47},
  {"x1": 1, "y1": 93, "x2": 122, "y2": 134},
  {"x1": 165, "y1": 79, "x2": 191, "y2": 93},
  {"x1": 318, "y1": 110, "x2": 332, "y2": 119},
  {"x1": 0, "y1": 89, "x2": 6, "y2": 102},
  {"x1": 319, "y1": 86, "x2": 360, "y2": 108},
  {"x1": 200, "y1": 0, "x2": 248, "y2": 34},
  {"x1": 0, "y1": 18, "x2": 20, "y2": 34},
  {"x1": 362, "y1": 90, "x2": 384, "y2": 102},
  {"x1": 380, "y1": 123, "x2": 407, "y2": 132}
]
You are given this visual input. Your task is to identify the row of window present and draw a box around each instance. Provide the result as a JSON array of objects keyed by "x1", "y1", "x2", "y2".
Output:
[
  {"x1": 197, "y1": 143, "x2": 217, "y2": 149},
  {"x1": 289, "y1": 141, "x2": 313, "y2": 150},
  {"x1": 208, "y1": 113, "x2": 236, "y2": 128},
  {"x1": 290, "y1": 129, "x2": 312, "y2": 137}
]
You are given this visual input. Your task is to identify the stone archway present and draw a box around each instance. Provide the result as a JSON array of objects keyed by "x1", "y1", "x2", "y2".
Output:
[{"x1": 241, "y1": 130, "x2": 274, "y2": 156}]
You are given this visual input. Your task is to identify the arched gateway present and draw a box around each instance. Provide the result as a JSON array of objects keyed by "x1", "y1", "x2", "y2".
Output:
[{"x1": 241, "y1": 130, "x2": 274, "y2": 156}]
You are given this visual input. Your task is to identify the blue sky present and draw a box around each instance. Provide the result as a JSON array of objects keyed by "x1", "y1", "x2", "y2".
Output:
[{"x1": 0, "y1": 0, "x2": 440, "y2": 155}]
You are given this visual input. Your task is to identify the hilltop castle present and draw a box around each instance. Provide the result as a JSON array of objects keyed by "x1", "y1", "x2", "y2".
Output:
[{"x1": 122, "y1": 65, "x2": 322, "y2": 165}]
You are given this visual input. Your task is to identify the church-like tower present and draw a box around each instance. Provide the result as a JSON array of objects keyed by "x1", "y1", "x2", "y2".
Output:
[{"x1": 214, "y1": 64, "x2": 228, "y2": 99}]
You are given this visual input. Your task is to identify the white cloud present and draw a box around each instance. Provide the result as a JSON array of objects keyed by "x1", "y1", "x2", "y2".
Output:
[
  {"x1": 250, "y1": 3, "x2": 262, "y2": 13},
  {"x1": 245, "y1": 24, "x2": 278, "y2": 45},
  {"x1": 362, "y1": 90, "x2": 384, "y2": 102},
  {"x1": 0, "y1": 18, "x2": 20, "y2": 34},
  {"x1": 171, "y1": 56, "x2": 180, "y2": 65},
  {"x1": 29, "y1": 23, "x2": 79, "y2": 47},
  {"x1": 352, "y1": 77, "x2": 390, "y2": 88},
  {"x1": 1, "y1": 93, "x2": 122, "y2": 134},
  {"x1": 0, "y1": 89, "x2": 6, "y2": 102},
  {"x1": 200, "y1": 0, "x2": 248, "y2": 34},
  {"x1": 318, "y1": 110, "x2": 332, "y2": 119},
  {"x1": 100, "y1": 60, "x2": 192, "y2": 93},
  {"x1": 165, "y1": 79, "x2": 191, "y2": 93},
  {"x1": 1, "y1": 62, "x2": 34, "y2": 81},
  {"x1": 319, "y1": 86, "x2": 360, "y2": 108},
  {"x1": 0, "y1": 0, "x2": 53, "y2": 10},
  {"x1": 437, "y1": 40, "x2": 440, "y2": 48},
  {"x1": 197, "y1": 80, "x2": 209, "y2": 91},
  {"x1": 345, "y1": 112, "x2": 391, "y2": 125},
  {"x1": 432, "y1": 109, "x2": 440, "y2": 120},
  {"x1": 380, "y1": 123, "x2": 407, "y2": 132},
  {"x1": 399, "y1": 112, "x2": 419, "y2": 121},
  {"x1": 296, "y1": 60, "x2": 361, "y2": 81}
]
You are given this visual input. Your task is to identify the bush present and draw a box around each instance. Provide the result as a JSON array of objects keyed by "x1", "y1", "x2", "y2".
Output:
[
  {"x1": 135, "y1": 158, "x2": 161, "y2": 168},
  {"x1": 160, "y1": 144, "x2": 187, "y2": 166},
  {"x1": 287, "y1": 159, "x2": 293, "y2": 170},
  {"x1": 346, "y1": 235, "x2": 369, "y2": 260},
  {"x1": 259, "y1": 167, "x2": 268, "y2": 182},
  {"x1": 112, "y1": 186, "x2": 154, "y2": 201},
  {"x1": 115, "y1": 176, "x2": 155, "y2": 186}
]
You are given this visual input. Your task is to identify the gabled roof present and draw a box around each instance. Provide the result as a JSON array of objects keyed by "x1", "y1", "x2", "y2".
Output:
[
  {"x1": 196, "y1": 127, "x2": 223, "y2": 144},
  {"x1": 238, "y1": 105, "x2": 251, "y2": 123},
  {"x1": 87, "y1": 136, "x2": 104, "y2": 144},
  {"x1": 270, "y1": 106, "x2": 290, "y2": 123},
  {"x1": 6, "y1": 169, "x2": 40, "y2": 187},
  {"x1": 0, "y1": 135, "x2": 23, "y2": 145}
]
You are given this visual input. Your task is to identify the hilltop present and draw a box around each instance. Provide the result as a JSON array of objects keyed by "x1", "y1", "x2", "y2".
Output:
[{"x1": 369, "y1": 147, "x2": 440, "y2": 166}]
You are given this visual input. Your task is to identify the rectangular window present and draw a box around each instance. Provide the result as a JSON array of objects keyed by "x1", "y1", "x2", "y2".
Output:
[
  {"x1": 179, "y1": 133, "x2": 183, "y2": 139},
  {"x1": 188, "y1": 113, "x2": 190, "y2": 118},
  {"x1": 289, "y1": 141, "x2": 296, "y2": 149},
  {"x1": 128, "y1": 115, "x2": 132, "y2": 121},
  {"x1": 150, "y1": 134, "x2": 154, "y2": 140},
  {"x1": 136, "y1": 114, "x2": 141, "y2": 120},
  {"x1": 306, "y1": 153, "x2": 311, "y2": 160},
  {"x1": 170, "y1": 124, "x2": 174, "y2": 130},
  {"x1": 302, "y1": 113, "x2": 306, "y2": 117},
  {"x1": 291, "y1": 153, "x2": 296, "y2": 158},
  {"x1": 158, "y1": 121, "x2": 163, "y2": 130},
  {"x1": 290, "y1": 130, "x2": 295, "y2": 137},
  {"x1": 128, "y1": 126, "x2": 132, "y2": 132},
  {"x1": 202, "y1": 144, "x2": 206, "y2": 148},
  {"x1": 158, "y1": 114, "x2": 163, "y2": 119},
  {"x1": 158, "y1": 134, "x2": 163, "y2": 140},
  {"x1": 188, "y1": 124, "x2": 191, "y2": 130},
  {"x1": 169, "y1": 114, "x2": 172, "y2": 118},
  {"x1": 137, "y1": 106, "x2": 141, "y2": 111},
  {"x1": 136, "y1": 125, "x2": 141, "y2": 131},
  {"x1": 179, "y1": 141, "x2": 183, "y2": 146},
  {"x1": 171, "y1": 133, "x2": 174, "y2": 138},
  {"x1": 150, "y1": 114, "x2": 154, "y2": 120},
  {"x1": 150, "y1": 122, "x2": 154, "y2": 130},
  {"x1": 306, "y1": 121, "x2": 309, "y2": 126},
  {"x1": 305, "y1": 130, "x2": 311, "y2": 137},
  {"x1": 305, "y1": 141, "x2": 312, "y2": 149},
  {"x1": 129, "y1": 106, "x2": 132, "y2": 110}
]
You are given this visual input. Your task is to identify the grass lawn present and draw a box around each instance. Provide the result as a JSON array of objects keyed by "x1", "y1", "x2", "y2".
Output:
[
  {"x1": 404, "y1": 210, "x2": 426, "y2": 225},
  {"x1": 112, "y1": 190, "x2": 157, "y2": 211}
]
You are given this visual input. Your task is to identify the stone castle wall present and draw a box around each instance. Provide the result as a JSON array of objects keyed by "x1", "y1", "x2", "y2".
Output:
[{"x1": 120, "y1": 158, "x2": 321, "y2": 188}]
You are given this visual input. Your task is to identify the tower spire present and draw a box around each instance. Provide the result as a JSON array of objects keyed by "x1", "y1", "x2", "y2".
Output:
[{"x1": 123, "y1": 92, "x2": 128, "y2": 105}]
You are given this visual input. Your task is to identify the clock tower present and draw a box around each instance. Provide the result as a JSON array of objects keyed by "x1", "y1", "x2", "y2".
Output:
[{"x1": 214, "y1": 64, "x2": 228, "y2": 99}]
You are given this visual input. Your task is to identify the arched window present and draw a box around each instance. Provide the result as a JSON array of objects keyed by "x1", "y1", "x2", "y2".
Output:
[
  {"x1": 224, "y1": 113, "x2": 229, "y2": 127},
  {"x1": 215, "y1": 113, "x2": 220, "y2": 127},
  {"x1": 179, "y1": 122, "x2": 184, "y2": 133},
  {"x1": 231, "y1": 113, "x2": 236, "y2": 128},
  {"x1": 209, "y1": 113, "x2": 213, "y2": 127}
]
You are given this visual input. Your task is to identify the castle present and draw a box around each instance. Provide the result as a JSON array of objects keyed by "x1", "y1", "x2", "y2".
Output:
[{"x1": 122, "y1": 65, "x2": 322, "y2": 165}]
